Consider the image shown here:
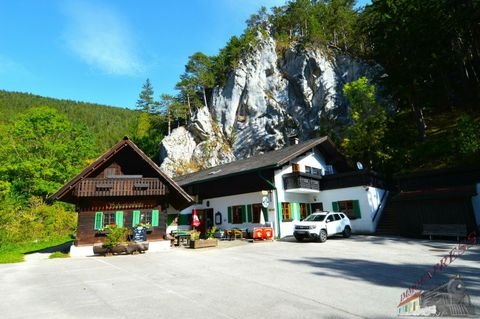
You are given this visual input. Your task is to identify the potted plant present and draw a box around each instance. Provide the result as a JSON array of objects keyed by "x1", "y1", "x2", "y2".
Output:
[
  {"x1": 93, "y1": 225, "x2": 149, "y2": 255},
  {"x1": 189, "y1": 227, "x2": 218, "y2": 249}
]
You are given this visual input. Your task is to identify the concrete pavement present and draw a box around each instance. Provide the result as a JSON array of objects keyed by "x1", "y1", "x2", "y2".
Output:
[{"x1": 0, "y1": 236, "x2": 478, "y2": 319}]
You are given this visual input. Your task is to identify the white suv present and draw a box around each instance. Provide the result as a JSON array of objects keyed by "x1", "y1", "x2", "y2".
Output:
[{"x1": 293, "y1": 212, "x2": 352, "y2": 242}]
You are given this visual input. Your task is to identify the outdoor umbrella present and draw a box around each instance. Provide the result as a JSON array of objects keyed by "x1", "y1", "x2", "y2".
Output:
[
  {"x1": 259, "y1": 208, "x2": 266, "y2": 225},
  {"x1": 192, "y1": 208, "x2": 200, "y2": 228}
]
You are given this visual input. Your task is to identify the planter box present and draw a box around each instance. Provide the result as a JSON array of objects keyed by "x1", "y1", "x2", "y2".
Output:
[
  {"x1": 93, "y1": 242, "x2": 149, "y2": 256},
  {"x1": 189, "y1": 239, "x2": 218, "y2": 249}
]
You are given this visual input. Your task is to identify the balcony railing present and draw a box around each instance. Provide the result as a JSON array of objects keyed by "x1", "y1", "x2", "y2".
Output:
[
  {"x1": 321, "y1": 170, "x2": 387, "y2": 190},
  {"x1": 283, "y1": 172, "x2": 321, "y2": 192},
  {"x1": 73, "y1": 178, "x2": 166, "y2": 197}
]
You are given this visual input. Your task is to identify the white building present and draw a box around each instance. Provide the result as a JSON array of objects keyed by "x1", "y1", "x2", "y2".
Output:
[{"x1": 168, "y1": 137, "x2": 389, "y2": 238}]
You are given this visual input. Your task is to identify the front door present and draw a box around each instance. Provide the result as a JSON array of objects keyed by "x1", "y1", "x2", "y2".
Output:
[{"x1": 196, "y1": 209, "x2": 214, "y2": 238}]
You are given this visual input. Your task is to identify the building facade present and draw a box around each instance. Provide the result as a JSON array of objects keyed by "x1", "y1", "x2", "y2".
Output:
[
  {"x1": 49, "y1": 137, "x2": 192, "y2": 252},
  {"x1": 169, "y1": 137, "x2": 388, "y2": 238}
]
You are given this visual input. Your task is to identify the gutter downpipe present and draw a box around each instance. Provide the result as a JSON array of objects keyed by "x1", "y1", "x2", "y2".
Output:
[{"x1": 258, "y1": 171, "x2": 281, "y2": 239}]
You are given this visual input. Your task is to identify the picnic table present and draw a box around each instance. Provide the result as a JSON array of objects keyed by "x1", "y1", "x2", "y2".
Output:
[{"x1": 171, "y1": 231, "x2": 191, "y2": 246}]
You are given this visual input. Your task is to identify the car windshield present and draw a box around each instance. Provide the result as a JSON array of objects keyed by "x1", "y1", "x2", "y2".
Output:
[{"x1": 303, "y1": 214, "x2": 326, "y2": 222}]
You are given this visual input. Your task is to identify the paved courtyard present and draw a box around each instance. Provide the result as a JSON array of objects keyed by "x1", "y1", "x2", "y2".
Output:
[{"x1": 0, "y1": 236, "x2": 478, "y2": 319}]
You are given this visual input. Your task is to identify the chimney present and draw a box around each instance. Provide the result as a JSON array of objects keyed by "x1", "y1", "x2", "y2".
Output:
[{"x1": 288, "y1": 134, "x2": 299, "y2": 145}]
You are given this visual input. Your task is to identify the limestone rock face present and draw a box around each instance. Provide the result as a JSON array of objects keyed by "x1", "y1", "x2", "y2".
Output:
[
  {"x1": 159, "y1": 107, "x2": 235, "y2": 177},
  {"x1": 160, "y1": 34, "x2": 383, "y2": 176}
]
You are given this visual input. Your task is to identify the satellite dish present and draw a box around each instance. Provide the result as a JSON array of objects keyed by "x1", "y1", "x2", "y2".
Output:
[{"x1": 356, "y1": 162, "x2": 364, "y2": 170}]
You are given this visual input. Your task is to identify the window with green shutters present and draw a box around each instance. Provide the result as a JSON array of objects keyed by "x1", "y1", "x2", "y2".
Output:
[
  {"x1": 252, "y1": 203, "x2": 263, "y2": 223},
  {"x1": 94, "y1": 212, "x2": 103, "y2": 230},
  {"x1": 230, "y1": 205, "x2": 243, "y2": 224},
  {"x1": 333, "y1": 200, "x2": 361, "y2": 219},
  {"x1": 281, "y1": 202, "x2": 292, "y2": 221}
]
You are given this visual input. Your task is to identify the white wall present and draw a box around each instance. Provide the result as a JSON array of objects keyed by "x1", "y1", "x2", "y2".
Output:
[
  {"x1": 318, "y1": 186, "x2": 386, "y2": 233},
  {"x1": 471, "y1": 183, "x2": 480, "y2": 229},
  {"x1": 171, "y1": 191, "x2": 277, "y2": 233}
]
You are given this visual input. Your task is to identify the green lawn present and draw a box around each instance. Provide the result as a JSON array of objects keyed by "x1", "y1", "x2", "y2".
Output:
[{"x1": 0, "y1": 236, "x2": 73, "y2": 264}]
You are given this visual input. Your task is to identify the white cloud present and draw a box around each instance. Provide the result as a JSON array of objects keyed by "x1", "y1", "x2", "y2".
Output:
[{"x1": 62, "y1": 1, "x2": 144, "y2": 76}]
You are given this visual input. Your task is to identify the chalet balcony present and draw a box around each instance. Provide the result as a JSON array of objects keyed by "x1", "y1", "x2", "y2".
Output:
[
  {"x1": 283, "y1": 172, "x2": 321, "y2": 194},
  {"x1": 320, "y1": 170, "x2": 387, "y2": 190},
  {"x1": 73, "y1": 178, "x2": 166, "y2": 197}
]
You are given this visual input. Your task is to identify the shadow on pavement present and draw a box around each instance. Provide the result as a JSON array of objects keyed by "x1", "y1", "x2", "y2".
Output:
[{"x1": 280, "y1": 249, "x2": 480, "y2": 299}]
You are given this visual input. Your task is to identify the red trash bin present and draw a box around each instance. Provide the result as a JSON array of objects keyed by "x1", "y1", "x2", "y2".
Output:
[
  {"x1": 263, "y1": 227, "x2": 273, "y2": 239},
  {"x1": 253, "y1": 227, "x2": 264, "y2": 240}
]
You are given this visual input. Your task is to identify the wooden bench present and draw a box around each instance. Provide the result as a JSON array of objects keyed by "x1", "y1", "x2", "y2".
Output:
[{"x1": 422, "y1": 224, "x2": 467, "y2": 241}]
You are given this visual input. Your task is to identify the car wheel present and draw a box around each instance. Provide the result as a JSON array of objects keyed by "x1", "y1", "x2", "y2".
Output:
[
  {"x1": 318, "y1": 229, "x2": 327, "y2": 243},
  {"x1": 294, "y1": 235, "x2": 304, "y2": 242},
  {"x1": 343, "y1": 226, "x2": 351, "y2": 238}
]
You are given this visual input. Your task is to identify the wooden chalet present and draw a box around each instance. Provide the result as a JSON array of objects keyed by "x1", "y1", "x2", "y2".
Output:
[{"x1": 49, "y1": 136, "x2": 192, "y2": 246}]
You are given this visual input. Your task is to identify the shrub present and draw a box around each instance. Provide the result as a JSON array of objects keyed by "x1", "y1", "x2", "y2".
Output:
[{"x1": 103, "y1": 225, "x2": 130, "y2": 248}]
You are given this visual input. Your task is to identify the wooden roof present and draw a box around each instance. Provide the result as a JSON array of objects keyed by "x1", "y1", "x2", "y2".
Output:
[
  {"x1": 48, "y1": 136, "x2": 193, "y2": 210},
  {"x1": 175, "y1": 136, "x2": 351, "y2": 186}
]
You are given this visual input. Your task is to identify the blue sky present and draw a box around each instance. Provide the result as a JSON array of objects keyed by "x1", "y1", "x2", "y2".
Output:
[{"x1": 0, "y1": 0, "x2": 368, "y2": 109}]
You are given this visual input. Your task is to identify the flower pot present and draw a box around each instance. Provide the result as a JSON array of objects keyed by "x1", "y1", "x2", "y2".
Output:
[{"x1": 189, "y1": 239, "x2": 218, "y2": 249}]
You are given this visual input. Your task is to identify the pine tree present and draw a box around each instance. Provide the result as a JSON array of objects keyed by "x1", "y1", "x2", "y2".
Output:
[{"x1": 136, "y1": 79, "x2": 156, "y2": 112}]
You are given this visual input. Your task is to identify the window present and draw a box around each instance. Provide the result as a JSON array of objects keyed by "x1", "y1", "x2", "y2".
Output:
[
  {"x1": 299, "y1": 203, "x2": 309, "y2": 220},
  {"x1": 232, "y1": 205, "x2": 243, "y2": 224},
  {"x1": 252, "y1": 204, "x2": 262, "y2": 223},
  {"x1": 333, "y1": 214, "x2": 341, "y2": 221},
  {"x1": 282, "y1": 202, "x2": 292, "y2": 221},
  {"x1": 324, "y1": 165, "x2": 334, "y2": 175},
  {"x1": 305, "y1": 165, "x2": 312, "y2": 174},
  {"x1": 326, "y1": 215, "x2": 334, "y2": 222},
  {"x1": 140, "y1": 211, "x2": 152, "y2": 225},
  {"x1": 104, "y1": 167, "x2": 116, "y2": 177},
  {"x1": 334, "y1": 200, "x2": 361, "y2": 219},
  {"x1": 103, "y1": 212, "x2": 116, "y2": 226},
  {"x1": 132, "y1": 210, "x2": 159, "y2": 227},
  {"x1": 311, "y1": 202, "x2": 324, "y2": 212}
]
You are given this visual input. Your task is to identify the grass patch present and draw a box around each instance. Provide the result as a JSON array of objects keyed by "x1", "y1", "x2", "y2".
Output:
[
  {"x1": 49, "y1": 251, "x2": 70, "y2": 259},
  {"x1": 0, "y1": 236, "x2": 72, "y2": 264}
]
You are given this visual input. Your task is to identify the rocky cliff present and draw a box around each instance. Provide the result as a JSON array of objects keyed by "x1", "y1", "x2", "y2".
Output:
[{"x1": 160, "y1": 35, "x2": 382, "y2": 177}]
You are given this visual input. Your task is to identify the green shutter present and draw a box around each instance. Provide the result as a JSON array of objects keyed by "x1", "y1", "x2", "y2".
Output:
[
  {"x1": 247, "y1": 205, "x2": 252, "y2": 222},
  {"x1": 151, "y1": 209, "x2": 159, "y2": 227},
  {"x1": 262, "y1": 207, "x2": 268, "y2": 222},
  {"x1": 353, "y1": 200, "x2": 361, "y2": 219},
  {"x1": 94, "y1": 212, "x2": 103, "y2": 230},
  {"x1": 307, "y1": 203, "x2": 312, "y2": 215},
  {"x1": 228, "y1": 206, "x2": 232, "y2": 223},
  {"x1": 132, "y1": 210, "x2": 140, "y2": 227},
  {"x1": 115, "y1": 211, "x2": 124, "y2": 227},
  {"x1": 241, "y1": 205, "x2": 247, "y2": 223},
  {"x1": 278, "y1": 202, "x2": 283, "y2": 222},
  {"x1": 294, "y1": 203, "x2": 301, "y2": 221},
  {"x1": 332, "y1": 202, "x2": 339, "y2": 212}
]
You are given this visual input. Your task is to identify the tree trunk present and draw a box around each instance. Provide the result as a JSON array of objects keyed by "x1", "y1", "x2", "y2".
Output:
[
  {"x1": 202, "y1": 88, "x2": 208, "y2": 108},
  {"x1": 167, "y1": 115, "x2": 171, "y2": 136},
  {"x1": 411, "y1": 102, "x2": 426, "y2": 142}
]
